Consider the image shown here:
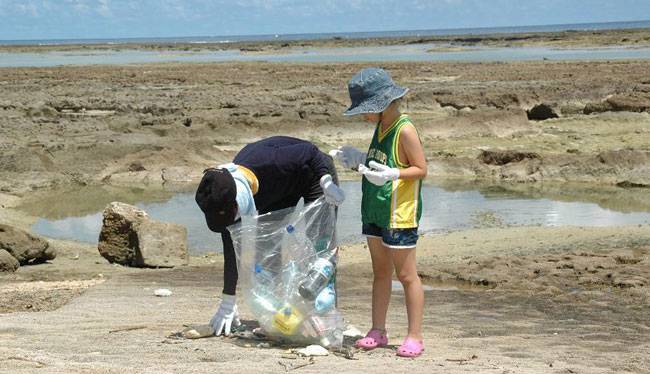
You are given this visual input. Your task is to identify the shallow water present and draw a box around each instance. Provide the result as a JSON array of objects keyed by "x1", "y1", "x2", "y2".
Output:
[
  {"x1": 23, "y1": 180, "x2": 650, "y2": 254},
  {"x1": 2, "y1": 44, "x2": 650, "y2": 68}
]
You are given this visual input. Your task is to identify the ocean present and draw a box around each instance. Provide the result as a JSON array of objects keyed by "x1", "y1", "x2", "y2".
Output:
[
  {"x1": 2, "y1": 20, "x2": 649, "y2": 46},
  {"x1": 2, "y1": 20, "x2": 650, "y2": 67}
]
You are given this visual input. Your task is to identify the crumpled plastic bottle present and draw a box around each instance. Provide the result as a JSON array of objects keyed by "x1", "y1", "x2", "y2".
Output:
[
  {"x1": 298, "y1": 309, "x2": 344, "y2": 347},
  {"x1": 314, "y1": 284, "x2": 336, "y2": 311},
  {"x1": 299, "y1": 252, "x2": 336, "y2": 300}
]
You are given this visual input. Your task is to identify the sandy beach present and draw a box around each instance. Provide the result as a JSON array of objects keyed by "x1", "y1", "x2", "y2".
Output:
[{"x1": 1, "y1": 27, "x2": 650, "y2": 373}]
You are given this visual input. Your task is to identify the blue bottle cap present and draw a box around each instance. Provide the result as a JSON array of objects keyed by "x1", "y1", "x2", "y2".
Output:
[
  {"x1": 254, "y1": 265, "x2": 262, "y2": 273},
  {"x1": 286, "y1": 225, "x2": 295, "y2": 234}
]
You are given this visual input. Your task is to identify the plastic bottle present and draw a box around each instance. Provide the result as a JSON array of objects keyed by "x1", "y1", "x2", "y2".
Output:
[
  {"x1": 272, "y1": 304, "x2": 304, "y2": 335},
  {"x1": 250, "y1": 265, "x2": 280, "y2": 315},
  {"x1": 298, "y1": 310, "x2": 344, "y2": 347},
  {"x1": 299, "y1": 314, "x2": 326, "y2": 341},
  {"x1": 298, "y1": 252, "x2": 337, "y2": 300},
  {"x1": 314, "y1": 284, "x2": 336, "y2": 311},
  {"x1": 252, "y1": 265, "x2": 275, "y2": 291},
  {"x1": 285, "y1": 225, "x2": 314, "y2": 261},
  {"x1": 281, "y1": 260, "x2": 300, "y2": 300}
]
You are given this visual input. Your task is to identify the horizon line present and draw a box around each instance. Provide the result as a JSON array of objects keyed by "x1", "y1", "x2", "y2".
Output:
[{"x1": 2, "y1": 19, "x2": 649, "y2": 44}]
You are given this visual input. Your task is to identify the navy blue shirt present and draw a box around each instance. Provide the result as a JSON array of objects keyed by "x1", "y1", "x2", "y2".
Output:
[
  {"x1": 221, "y1": 136, "x2": 334, "y2": 296},
  {"x1": 234, "y1": 136, "x2": 329, "y2": 214}
]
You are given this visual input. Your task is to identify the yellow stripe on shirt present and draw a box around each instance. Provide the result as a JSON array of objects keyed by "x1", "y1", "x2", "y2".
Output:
[
  {"x1": 390, "y1": 178, "x2": 420, "y2": 228},
  {"x1": 236, "y1": 165, "x2": 259, "y2": 195}
]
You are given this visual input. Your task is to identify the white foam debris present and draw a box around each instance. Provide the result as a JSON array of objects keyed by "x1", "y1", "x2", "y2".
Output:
[
  {"x1": 154, "y1": 288, "x2": 172, "y2": 297},
  {"x1": 343, "y1": 325, "x2": 362, "y2": 338},
  {"x1": 296, "y1": 345, "x2": 329, "y2": 357}
]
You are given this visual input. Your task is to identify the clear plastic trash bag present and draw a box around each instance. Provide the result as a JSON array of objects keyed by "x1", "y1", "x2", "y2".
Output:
[{"x1": 230, "y1": 196, "x2": 344, "y2": 348}]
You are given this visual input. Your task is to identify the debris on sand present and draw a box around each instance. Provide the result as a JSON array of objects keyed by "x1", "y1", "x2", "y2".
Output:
[
  {"x1": 296, "y1": 345, "x2": 328, "y2": 357},
  {"x1": 169, "y1": 325, "x2": 216, "y2": 339},
  {"x1": 154, "y1": 288, "x2": 172, "y2": 297}
]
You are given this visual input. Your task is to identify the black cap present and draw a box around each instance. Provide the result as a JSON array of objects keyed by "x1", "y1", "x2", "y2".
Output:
[{"x1": 195, "y1": 168, "x2": 237, "y2": 233}]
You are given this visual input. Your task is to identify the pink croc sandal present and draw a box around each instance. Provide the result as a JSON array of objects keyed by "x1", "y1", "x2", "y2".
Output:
[
  {"x1": 355, "y1": 329, "x2": 389, "y2": 350},
  {"x1": 397, "y1": 338, "x2": 424, "y2": 358}
]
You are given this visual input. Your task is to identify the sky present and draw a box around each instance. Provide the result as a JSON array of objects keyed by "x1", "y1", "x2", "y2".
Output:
[{"x1": 0, "y1": 0, "x2": 649, "y2": 41}]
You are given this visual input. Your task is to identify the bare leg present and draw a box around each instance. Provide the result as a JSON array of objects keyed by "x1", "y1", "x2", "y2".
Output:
[
  {"x1": 367, "y1": 236, "x2": 394, "y2": 332},
  {"x1": 390, "y1": 247, "x2": 423, "y2": 341}
]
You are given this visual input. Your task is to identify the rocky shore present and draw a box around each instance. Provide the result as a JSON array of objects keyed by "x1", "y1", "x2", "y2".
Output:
[
  {"x1": 1, "y1": 27, "x2": 649, "y2": 373},
  {"x1": 1, "y1": 59, "x2": 650, "y2": 194}
]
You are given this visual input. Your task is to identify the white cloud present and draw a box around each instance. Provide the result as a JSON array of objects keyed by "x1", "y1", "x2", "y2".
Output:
[
  {"x1": 347, "y1": 0, "x2": 368, "y2": 10},
  {"x1": 235, "y1": 0, "x2": 293, "y2": 10},
  {"x1": 63, "y1": 0, "x2": 89, "y2": 12},
  {"x1": 160, "y1": 0, "x2": 198, "y2": 19},
  {"x1": 41, "y1": 1, "x2": 56, "y2": 10},
  {"x1": 16, "y1": 2, "x2": 39, "y2": 17},
  {"x1": 97, "y1": 0, "x2": 111, "y2": 17}
]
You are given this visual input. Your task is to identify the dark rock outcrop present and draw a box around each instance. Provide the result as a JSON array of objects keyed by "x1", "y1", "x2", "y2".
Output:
[
  {"x1": 527, "y1": 103, "x2": 559, "y2": 120},
  {"x1": 478, "y1": 150, "x2": 540, "y2": 166}
]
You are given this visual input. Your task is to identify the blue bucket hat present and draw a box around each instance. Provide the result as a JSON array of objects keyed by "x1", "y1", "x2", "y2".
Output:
[{"x1": 344, "y1": 67, "x2": 408, "y2": 116}]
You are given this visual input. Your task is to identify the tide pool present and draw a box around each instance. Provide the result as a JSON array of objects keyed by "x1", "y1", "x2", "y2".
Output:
[
  {"x1": 24, "y1": 180, "x2": 650, "y2": 254},
  {"x1": 2, "y1": 44, "x2": 650, "y2": 68}
]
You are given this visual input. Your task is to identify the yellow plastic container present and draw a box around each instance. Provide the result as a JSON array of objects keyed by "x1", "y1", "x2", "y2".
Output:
[{"x1": 272, "y1": 304, "x2": 303, "y2": 335}]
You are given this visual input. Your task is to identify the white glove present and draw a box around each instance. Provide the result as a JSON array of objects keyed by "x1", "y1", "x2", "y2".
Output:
[
  {"x1": 358, "y1": 161, "x2": 400, "y2": 186},
  {"x1": 320, "y1": 174, "x2": 345, "y2": 206},
  {"x1": 210, "y1": 294, "x2": 241, "y2": 336},
  {"x1": 330, "y1": 146, "x2": 367, "y2": 170}
]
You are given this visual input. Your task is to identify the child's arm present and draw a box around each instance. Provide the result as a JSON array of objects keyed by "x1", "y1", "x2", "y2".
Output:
[
  {"x1": 397, "y1": 124, "x2": 427, "y2": 180},
  {"x1": 358, "y1": 124, "x2": 427, "y2": 186}
]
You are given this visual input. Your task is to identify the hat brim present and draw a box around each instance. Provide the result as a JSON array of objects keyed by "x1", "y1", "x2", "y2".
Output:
[
  {"x1": 203, "y1": 208, "x2": 236, "y2": 233},
  {"x1": 343, "y1": 86, "x2": 408, "y2": 116},
  {"x1": 195, "y1": 168, "x2": 237, "y2": 233}
]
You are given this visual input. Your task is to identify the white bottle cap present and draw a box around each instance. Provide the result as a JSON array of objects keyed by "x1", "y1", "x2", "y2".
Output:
[{"x1": 320, "y1": 337, "x2": 331, "y2": 347}]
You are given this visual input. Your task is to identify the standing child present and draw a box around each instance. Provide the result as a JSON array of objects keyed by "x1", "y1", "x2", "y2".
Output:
[{"x1": 334, "y1": 67, "x2": 427, "y2": 357}]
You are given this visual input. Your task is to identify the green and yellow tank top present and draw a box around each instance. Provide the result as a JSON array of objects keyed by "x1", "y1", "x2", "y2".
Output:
[{"x1": 361, "y1": 114, "x2": 423, "y2": 229}]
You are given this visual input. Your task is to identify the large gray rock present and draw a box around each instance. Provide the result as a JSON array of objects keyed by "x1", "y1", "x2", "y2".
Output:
[
  {"x1": 98, "y1": 202, "x2": 188, "y2": 268},
  {"x1": 0, "y1": 248, "x2": 20, "y2": 272},
  {"x1": 0, "y1": 223, "x2": 55, "y2": 265},
  {"x1": 136, "y1": 219, "x2": 189, "y2": 268}
]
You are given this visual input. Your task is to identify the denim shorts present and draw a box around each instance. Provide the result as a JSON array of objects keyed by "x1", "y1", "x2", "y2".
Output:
[{"x1": 362, "y1": 222, "x2": 419, "y2": 249}]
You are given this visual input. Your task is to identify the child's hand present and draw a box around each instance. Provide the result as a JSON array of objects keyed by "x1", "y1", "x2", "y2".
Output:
[{"x1": 358, "y1": 161, "x2": 400, "y2": 186}]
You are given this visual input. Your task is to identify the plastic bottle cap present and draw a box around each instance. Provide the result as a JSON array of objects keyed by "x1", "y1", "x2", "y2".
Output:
[
  {"x1": 286, "y1": 225, "x2": 295, "y2": 234},
  {"x1": 254, "y1": 265, "x2": 262, "y2": 273}
]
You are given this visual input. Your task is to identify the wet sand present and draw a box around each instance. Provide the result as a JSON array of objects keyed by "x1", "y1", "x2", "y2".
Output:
[{"x1": 1, "y1": 27, "x2": 649, "y2": 373}]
